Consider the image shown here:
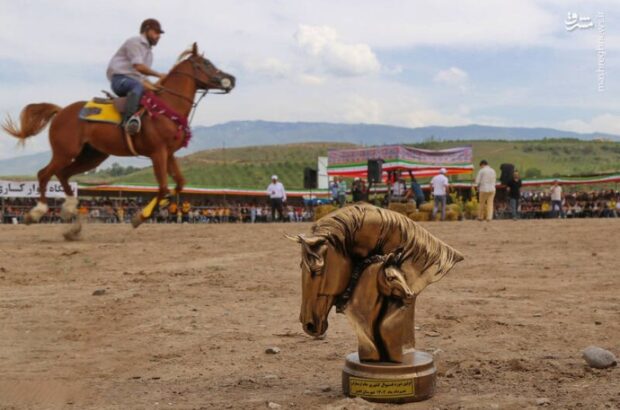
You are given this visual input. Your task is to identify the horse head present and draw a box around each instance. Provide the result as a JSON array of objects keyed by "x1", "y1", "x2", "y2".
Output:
[
  {"x1": 177, "y1": 42, "x2": 236, "y2": 93},
  {"x1": 286, "y1": 233, "x2": 353, "y2": 337}
]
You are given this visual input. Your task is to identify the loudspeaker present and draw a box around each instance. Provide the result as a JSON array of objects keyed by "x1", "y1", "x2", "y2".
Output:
[
  {"x1": 367, "y1": 159, "x2": 384, "y2": 183},
  {"x1": 500, "y1": 163, "x2": 515, "y2": 185},
  {"x1": 304, "y1": 167, "x2": 318, "y2": 189}
]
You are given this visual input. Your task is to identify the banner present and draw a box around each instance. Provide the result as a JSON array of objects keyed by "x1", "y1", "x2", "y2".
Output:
[
  {"x1": 327, "y1": 145, "x2": 473, "y2": 177},
  {"x1": 0, "y1": 181, "x2": 78, "y2": 198}
]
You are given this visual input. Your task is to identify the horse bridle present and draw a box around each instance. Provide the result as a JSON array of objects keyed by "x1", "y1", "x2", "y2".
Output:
[
  {"x1": 155, "y1": 57, "x2": 229, "y2": 125},
  {"x1": 334, "y1": 252, "x2": 404, "y2": 313}
]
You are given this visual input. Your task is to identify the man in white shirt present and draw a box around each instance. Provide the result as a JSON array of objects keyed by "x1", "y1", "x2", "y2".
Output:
[
  {"x1": 475, "y1": 160, "x2": 497, "y2": 221},
  {"x1": 266, "y1": 175, "x2": 287, "y2": 222},
  {"x1": 107, "y1": 19, "x2": 166, "y2": 135},
  {"x1": 390, "y1": 176, "x2": 406, "y2": 203},
  {"x1": 430, "y1": 168, "x2": 449, "y2": 221},
  {"x1": 549, "y1": 180, "x2": 565, "y2": 218}
]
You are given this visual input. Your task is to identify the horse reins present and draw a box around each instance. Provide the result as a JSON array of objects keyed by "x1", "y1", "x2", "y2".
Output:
[{"x1": 156, "y1": 58, "x2": 230, "y2": 125}]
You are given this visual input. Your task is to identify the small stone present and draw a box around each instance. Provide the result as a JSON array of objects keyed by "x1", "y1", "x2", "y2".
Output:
[
  {"x1": 582, "y1": 346, "x2": 617, "y2": 369},
  {"x1": 303, "y1": 389, "x2": 313, "y2": 395},
  {"x1": 267, "y1": 402, "x2": 282, "y2": 409},
  {"x1": 92, "y1": 289, "x2": 106, "y2": 296},
  {"x1": 263, "y1": 374, "x2": 278, "y2": 380},
  {"x1": 425, "y1": 331, "x2": 441, "y2": 337},
  {"x1": 594, "y1": 321, "x2": 602, "y2": 325},
  {"x1": 536, "y1": 398, "x2": 551, "y2": 406},
  {"x1": 265, "y1": 347, "x2": 281, "y2": 354},
  {"x1": 532, "y1": 313, "x2": 542, "y2": 317},
  {"x1": 321, "y1": 385, "x2": 332, "y2": 392}
]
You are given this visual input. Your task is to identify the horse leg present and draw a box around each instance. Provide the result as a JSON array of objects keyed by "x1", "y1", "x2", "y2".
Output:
[
  {"x1": 167, "y1": 154, "x2": 185, "y2": 194},
  {"x1": 132, "y1": 150, "x2": 169, "y2": 228},
  {"x1": 25, "y1": 157, "x2": 71, "y2": 224},
  {"x1": 57, "y1": 145, "x2": 109, "y2": 222}
]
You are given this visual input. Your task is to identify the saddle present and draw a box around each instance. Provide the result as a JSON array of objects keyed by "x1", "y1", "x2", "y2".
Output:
[{"x1": 78, "y1": 92, "x2": 128, "y2": 125}]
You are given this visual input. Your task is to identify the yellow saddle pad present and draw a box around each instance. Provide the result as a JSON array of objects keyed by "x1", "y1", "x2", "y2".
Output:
[{"x1": 79, "y1": 100, "x2": 122, "y2": 125}]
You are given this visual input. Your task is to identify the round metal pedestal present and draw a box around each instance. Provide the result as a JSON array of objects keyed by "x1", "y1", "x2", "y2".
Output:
[{"x1": 342, "y1": 350, "x2": 436, "y2": 403}]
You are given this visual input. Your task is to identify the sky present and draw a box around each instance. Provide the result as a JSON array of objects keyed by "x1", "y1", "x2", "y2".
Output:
[{"x1": 0, "y1": 0, "x2": 619, "y2": 159}]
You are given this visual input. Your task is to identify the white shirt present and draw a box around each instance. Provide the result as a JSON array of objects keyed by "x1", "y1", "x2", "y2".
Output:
[
  {"x1": 267, "y1": 181, "x2": 286, "y2": 201},
  {"x1": 475, "y1": 166, "x2": 497, "y2": 193},
  {"x1": 392, "y1": 181, "x2": 406, "y2": 196},
  {"x1": 430, "y1": 174, "x2": 449, "y2": 196},
  {"x1": 550, "y1": 185, "x2": 562, "y2": 201},
  {"x1": 106, "y1": 35, "x2": 153, "y2": 81}
]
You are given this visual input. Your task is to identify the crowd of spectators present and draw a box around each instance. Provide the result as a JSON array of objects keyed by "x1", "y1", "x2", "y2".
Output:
[
  {"x1": 510, "y1": 189, "x2": 620, "y2": 219},
  {"x1": 2, "y1": 188, "x2": 619, "y2": 224},
  {"x1": 0, "y1": 197, "x2": 313, "y2": 224}
]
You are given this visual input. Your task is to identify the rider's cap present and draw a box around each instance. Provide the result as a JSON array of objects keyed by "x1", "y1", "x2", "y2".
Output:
[
  {"x1": 271, "y1": 175, "x2": 278, "y2": 180},
  {"x1": 141, "y1": 18, "x2": 164, "y2": 34}
]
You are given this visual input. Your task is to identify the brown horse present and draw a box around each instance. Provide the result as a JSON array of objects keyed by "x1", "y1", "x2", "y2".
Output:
[
  {"x1": 2, "y1": 42, "x2": 235, "y2": 229},
  {"x1": 287, "y1": 203, "x2": 464, "y2": 350}
]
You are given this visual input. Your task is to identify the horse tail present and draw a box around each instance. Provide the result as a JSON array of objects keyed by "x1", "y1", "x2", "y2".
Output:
[{"x1": 2, "y1": 103, "x2": 62, "y2": 143}]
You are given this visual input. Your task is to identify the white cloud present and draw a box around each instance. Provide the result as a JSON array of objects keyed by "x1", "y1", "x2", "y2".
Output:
[
  {"x1": 294, "y1": 25, "x2": 381, "y2": 77},
  {"x1": 433, "y1": 67, "x2": 469, "y2": 90},
  {"x1": 243, "y1": 57, "x2": 291, "y2": 78},
  {"x1": 343, "y1": 96, "x2": 382, "y2": 123},
  {"x1": 558, "y1": 114, "x2": 620, "y2": 135},
  {"x1": 297, "y1": 74, "x2": 325, "y2": 85}
]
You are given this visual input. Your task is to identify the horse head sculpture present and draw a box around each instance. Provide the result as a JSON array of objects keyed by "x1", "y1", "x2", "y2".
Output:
[
  {"x1": 288, "y1": 203, "x2": 464, "y2": 363},
  {"x1": 286, "y1": 234, "x2": 354, "y2": 337}
]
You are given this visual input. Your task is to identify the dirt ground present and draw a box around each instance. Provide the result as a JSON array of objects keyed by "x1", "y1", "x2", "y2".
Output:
[{"x1": 0, "y1": 218, "x2": 618, "y2": 410}]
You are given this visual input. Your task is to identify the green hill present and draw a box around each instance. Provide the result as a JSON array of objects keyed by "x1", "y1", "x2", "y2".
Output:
[
  {"x1": 77, "y1": 139, "x2": 620, "y2": 189},
  {"x1": 79, "y1": 142, "x2": 355, "y2": 190}
]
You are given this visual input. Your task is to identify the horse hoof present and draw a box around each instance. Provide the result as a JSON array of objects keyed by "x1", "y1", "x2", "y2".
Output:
[
  {"x1": 131, "y1": 214, "x2": 145, "y2": 228},
  {"x1": 24, "y1": 214, "x2": 34, "y2": 225},
  {"x1": 60, "y1": 210, "x2": 77, "y2": 222},
  {"x1": 63, "y1": 221, "x2": 82, "y2": 241}
]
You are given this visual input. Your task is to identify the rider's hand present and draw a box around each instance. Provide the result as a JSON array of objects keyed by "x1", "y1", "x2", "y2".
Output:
[{"x1": 142, "y1": 80, "x2": 162, "y2": 92}]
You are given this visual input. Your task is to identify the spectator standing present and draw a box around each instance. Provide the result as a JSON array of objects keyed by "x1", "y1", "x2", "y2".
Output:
[
  {"x1": 430, "y1": 168, "x2": 449, "y2": 220},
  {"x1": 352, "y1": 178, "x2": 364, "y2": 202},
  {"x1": 168, "y1": 201, "x2": 178, "y2": 223},
  {"x1": 506, "y1": 170, "x2": 522, "y2": 220},
  {"x1": 330, "y1": 178, "x2": 339, "y2": 205},
  {"x1": 337, "y1": 178, "x2": 347, "y2": 207},
  {"x1": 181, "y1": 199, "x2": 191, "y2": 223},
  {"x1": 407, "y1": 171, "x2": 426, "y2": 208},
  {"x1": 550, "y1": 180, "x2": 565, "y2": 218},
  {"x1": 391, "y1": 176, "x2": 407, "y2": 202},
  {"x1": 266, "y1": 175, "x2": 286, "y2": 222},
  {"x1": 475, "y1": 160, "x2": 497, "y2": 221}
]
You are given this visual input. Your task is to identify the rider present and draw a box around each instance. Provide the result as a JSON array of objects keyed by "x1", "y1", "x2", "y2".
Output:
[{"x1": 106, "y1": 18, "x2": 166, "y2": 135}]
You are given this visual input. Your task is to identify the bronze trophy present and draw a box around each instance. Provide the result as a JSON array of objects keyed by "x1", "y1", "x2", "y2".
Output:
[{"x1": 288, "y1": 203, "x2": 463, "y2": 403}]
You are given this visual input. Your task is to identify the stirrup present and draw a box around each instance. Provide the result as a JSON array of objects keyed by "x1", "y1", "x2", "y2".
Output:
[{"x1": 124, "y1": 116, "x2": 141, "y2": 135}]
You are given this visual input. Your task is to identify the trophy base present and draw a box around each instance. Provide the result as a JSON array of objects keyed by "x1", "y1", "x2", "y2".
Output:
[{"x1": 342, "y1": 350, "x2": 436, "y2": 403}]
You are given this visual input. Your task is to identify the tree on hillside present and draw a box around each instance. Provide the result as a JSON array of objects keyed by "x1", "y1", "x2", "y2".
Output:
[{"x1": 525, "y1": 167, "x2": 542, "y2": 179}]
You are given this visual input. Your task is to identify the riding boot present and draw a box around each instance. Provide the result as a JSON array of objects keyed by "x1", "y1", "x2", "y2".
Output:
[{"x1": 123, "y1": 92, "x2": 142, "y2": 135}]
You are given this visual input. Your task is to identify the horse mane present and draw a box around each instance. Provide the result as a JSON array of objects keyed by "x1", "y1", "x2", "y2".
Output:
[
  {"x1": 312, "y1": 203, "x2": 464, "y2": 277},
  {"x1": 176, "y1": 47, "x2": 198, "y2": 62}
]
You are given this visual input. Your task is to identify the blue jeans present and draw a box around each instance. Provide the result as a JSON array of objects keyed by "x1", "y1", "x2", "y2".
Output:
[
  {"x1": 509, "y1": 198, "x2": 519, "y2": 219},
  {"x1": 551, "y1": 200, "x2": 565, "y2": 218},
  {"x1": 432, "y1": 195, "x2": 446, "y2": 220},
  {"x1": 111, "y1": 75, "x2": 144, "y2": 97}
]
